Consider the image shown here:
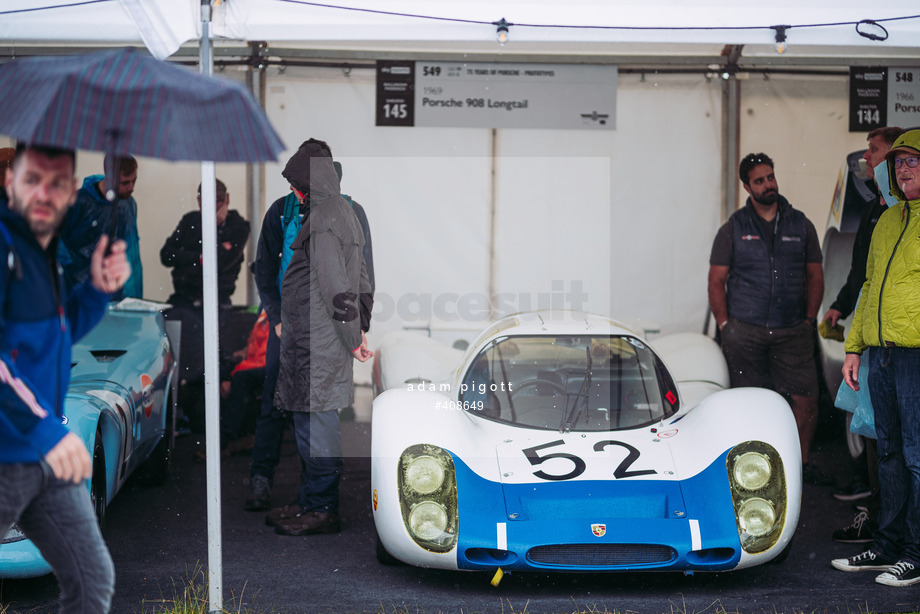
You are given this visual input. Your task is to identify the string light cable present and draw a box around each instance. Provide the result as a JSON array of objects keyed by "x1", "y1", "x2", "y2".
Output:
[
  {"x1": 263, "y1": 1, "x2": 915, "y2": 43},
  {"x1": 0, "y1": 1, "x2": 913, "y2": 44}
]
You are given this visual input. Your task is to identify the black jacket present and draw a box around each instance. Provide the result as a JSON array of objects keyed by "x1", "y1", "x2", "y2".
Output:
[
  {"x1": 159, "y1": 209, "x2": 250, "y2": 308},
  {"x1": 829, "y1": 185, "x2": 887, "y2": 318},
  {"x1": 726, "y1": 196, "x2": 811, "y2": 328}
]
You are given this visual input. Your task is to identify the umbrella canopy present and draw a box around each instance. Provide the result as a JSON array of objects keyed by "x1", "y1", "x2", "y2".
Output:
[{"x1": 0, "y1": 47, "x2": 284, "y2": 162}]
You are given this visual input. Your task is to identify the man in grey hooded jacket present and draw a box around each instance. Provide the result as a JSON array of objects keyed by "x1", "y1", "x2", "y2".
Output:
[{"x1": 270, "y1": 141, "x2": 373, "y2": 535}]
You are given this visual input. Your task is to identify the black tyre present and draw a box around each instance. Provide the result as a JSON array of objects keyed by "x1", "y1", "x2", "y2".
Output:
[
  {"x1": 138, "y1": 404, "x2": 173, "y2": 485},
  {"x1": 375, "y1": 528, "x2": 401, "y2": 566},
  {"x1": 91, "y1": 432, "x2": 106, "y2": 533}
]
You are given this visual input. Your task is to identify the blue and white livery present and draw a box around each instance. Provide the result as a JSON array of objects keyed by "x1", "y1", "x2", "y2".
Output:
[{"x1": 370, "y1": 311, "x2": 801, "y2": 576}]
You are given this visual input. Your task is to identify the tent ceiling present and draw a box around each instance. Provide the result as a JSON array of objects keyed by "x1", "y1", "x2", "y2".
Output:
[{"x1": 0, "y1": 1, "x2": 918, "y2": 69}]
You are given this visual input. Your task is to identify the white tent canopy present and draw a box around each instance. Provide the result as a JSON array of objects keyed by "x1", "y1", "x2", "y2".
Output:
[
  {"x1": 2, "y1": 4, "x2": 919, "y2": 613},
  {"x1": 2, "y1": 1, "x2": 920, "y2": 61}
]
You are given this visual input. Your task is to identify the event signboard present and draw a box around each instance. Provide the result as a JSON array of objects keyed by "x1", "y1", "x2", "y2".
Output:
[{"x1": 377, "y1": 60, "x2": 617, "y2": 130}]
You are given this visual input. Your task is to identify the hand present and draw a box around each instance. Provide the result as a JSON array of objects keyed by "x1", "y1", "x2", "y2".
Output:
[
  {"x1": 44, "y1": 433, "x2": 92, "y2": 484},
  {"x1": 823, "y1": 308, "x2": 843, "y2": 328},
  {"x1": 221, "y1": 241, "x2": 232, "y2": 251},
  {"x1": 842, "y1": 353, "x2": 861, "y2": 392},
  {"x1": 90, "y1": 235, "x2": 131, "y2": 294},
  {"x1": 274, "y1": 323, "x2": 282, "y2": 339},
  {"x1": 352, "y1": 331, "x2": 374, "y2": 363},
  {"x1": 220, "y1": 380, "x2": 231, "y2": 399}
]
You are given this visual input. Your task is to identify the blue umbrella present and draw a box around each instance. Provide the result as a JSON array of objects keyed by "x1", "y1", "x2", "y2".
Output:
[{"x1": 0, "y1": 47, "x2": 284, "y2": 163}]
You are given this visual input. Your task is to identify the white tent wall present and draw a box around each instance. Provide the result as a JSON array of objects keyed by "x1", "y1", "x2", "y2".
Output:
[
  {"x1": 739, "y1": 73, "x2": 870, "y2": 226},
  {"x1": 0, "y1": 64, "x2": 868, "y2": 345},
  {"x1": 257, "y1": 66, "x2": 726, "y2": 348}
]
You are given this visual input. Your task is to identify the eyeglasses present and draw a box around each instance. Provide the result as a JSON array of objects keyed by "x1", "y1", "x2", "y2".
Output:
[{"x1": 894, "y1": 156, "x2": 920, "y2": 169}]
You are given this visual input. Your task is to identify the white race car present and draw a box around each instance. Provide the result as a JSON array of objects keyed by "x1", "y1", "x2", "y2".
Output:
[{"x1": 370, "y1": 311, "x2": 801, "y2": 577}]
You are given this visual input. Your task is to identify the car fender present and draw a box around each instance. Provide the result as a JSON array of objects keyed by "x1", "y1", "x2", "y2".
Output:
[{"x1": 664, "y1": 387, "x2": 802, "y2": 567}]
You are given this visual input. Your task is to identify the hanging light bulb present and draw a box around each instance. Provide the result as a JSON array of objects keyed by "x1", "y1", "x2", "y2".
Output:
[
  {"x1": 772, "y1": 25, "x2": 789, "y2": 54},
  {"x1": 493, "y1": 18, "x2": 511, "y2": 46}
]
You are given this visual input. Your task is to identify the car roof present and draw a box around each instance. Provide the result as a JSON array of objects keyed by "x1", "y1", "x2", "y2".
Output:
[{"x1": 471, "y1": 310, "x2": 638, "y2": 345}]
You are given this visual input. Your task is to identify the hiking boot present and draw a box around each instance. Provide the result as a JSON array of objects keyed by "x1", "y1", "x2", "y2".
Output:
[
  {"x1": 244, "y1": 475, "x2": 271, "y2": 511},
  {"x1": 265, "y1": 504, "x2": 302, "y2": 528},
  {"x1": 274, "y1": 511, "x2": 341, "y2": 536},
  {"x1": 833, "y1": 480, "x2": 872, "y2": 501},
  {"x1": 876, "y1": 560, "x2": 920, "y2": 586},
  {"x1": 832, "y1": 511, "x2": 877, "y2": 544},
  {"x1": 831, "y1": 549, "x2": 895, "y2": 572}
]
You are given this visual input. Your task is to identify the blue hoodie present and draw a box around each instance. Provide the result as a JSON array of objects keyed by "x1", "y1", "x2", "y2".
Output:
[
  {"x1": 58, "y1": 174, "x2": 143, "y2": 300},
  {"x1": 0, "y1": 198, "x2": 111, "y2": 464}
]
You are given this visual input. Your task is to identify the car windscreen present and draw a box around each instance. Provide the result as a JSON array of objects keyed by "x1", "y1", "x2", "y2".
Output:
[{"x1": 458, "y1": 335, "x2": 678, "y2": 432}]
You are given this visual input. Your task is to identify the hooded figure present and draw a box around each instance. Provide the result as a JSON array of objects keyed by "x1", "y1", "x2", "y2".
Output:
[{"x1": 274, "y1": 143, "x2": 371, "y2": 414}]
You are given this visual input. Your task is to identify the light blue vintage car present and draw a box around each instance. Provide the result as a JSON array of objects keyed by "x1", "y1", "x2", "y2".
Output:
[{"x1": 0, "y1": 301, "x2": 176, "y2": 578}]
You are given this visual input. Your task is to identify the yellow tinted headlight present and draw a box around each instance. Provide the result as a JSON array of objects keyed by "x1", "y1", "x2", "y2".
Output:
[
  {"x1": 408, "y1": 502, "x2": 449, "y2": 542},
  {"x1": 727, "y1": 441, "x2": 787, "y2": 554},
  {"x1": 406, "y1": 455, "x2": 445, "y2": 495},
  {"x1": 738, "y1": 497, "x2": 776, "y2": 537},
  {"x1": 398, "y1": 444, "x2": 458, "y2": 553},
  {"x1": 733, "y1": 452, "x2": 771, "y2": 491}
]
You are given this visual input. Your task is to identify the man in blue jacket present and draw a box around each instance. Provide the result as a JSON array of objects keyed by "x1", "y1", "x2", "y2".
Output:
[
  {"x1": 0, "y1": 143, "x2": 131, "y2": 612},
  {"x1": 58, "y1": 153, "x2": 143, "y2": 300}
]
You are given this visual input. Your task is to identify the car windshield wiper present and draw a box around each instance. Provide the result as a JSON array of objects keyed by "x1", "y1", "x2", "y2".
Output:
[{"x1": 561, "y1": 344, "x2": 592, "y2": 433}]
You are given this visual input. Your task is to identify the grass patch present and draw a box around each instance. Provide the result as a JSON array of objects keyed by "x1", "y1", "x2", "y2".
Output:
[{"x1": 138, "y1": 563, "x2": 276, "y2": 614}]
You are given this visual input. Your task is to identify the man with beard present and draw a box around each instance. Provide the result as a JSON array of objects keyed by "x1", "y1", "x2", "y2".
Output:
[
  {"x1": 708, "y1": 152, "x2": 824, "y2": 477},
  {"x1": 59, "y1": 154, "x2": 143, "y2": 300},
  {"x1": 0, "y1": 143, "x2": 131, "y2": 612}
]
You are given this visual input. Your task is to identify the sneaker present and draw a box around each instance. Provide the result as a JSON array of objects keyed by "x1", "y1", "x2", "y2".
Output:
[
  {"x1": 265, "y1": 504, "x2": 302, "y2": 528},
  {"x1": 831, "y1": 549, "x2": 896, "y2": 572},
  {"x1": 274, "y1": 511, "x2": 341, "y2": 536},
  {"x1": 832, "y1": 511, "x2": 877, "y2": 544},
  {"x1": 244, "y1": 475, "x2": 271, "y2": 511},
  {"x1": 876, "y1": 560, "x2": 920, "y2": 587},
  {"x1": 833, "y1": 480, "x2": 872, "y2": 501}
]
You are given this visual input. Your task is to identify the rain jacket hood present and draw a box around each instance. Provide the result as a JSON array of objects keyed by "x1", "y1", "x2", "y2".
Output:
[
  {"x1": 281, "y1": 143, "x2": 339, "y2": 203},
  {"x1": 886, "y1": 129, "x2": 920, "y2": 202}
]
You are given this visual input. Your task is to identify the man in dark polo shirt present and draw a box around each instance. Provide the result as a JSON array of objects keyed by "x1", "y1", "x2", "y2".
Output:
[{"x1": 708, "y1": 152, "x2": 824, "y2": 479}]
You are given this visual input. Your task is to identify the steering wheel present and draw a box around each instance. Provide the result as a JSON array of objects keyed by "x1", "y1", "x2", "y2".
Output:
[{"x1": 509, "y1": 379, "x2": 567, "y2": 426}]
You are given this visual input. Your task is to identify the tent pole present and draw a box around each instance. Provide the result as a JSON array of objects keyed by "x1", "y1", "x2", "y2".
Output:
[
  {"x1": 246, "y1": 54, "x2": 266, "y2": 307},
  {"x1": 721, "y1": 45, "x2": 742, "y2": 222},
  {"x1": 488, "y1": 127, "x2": 498, "y2": 320},
  {"x1": 199, "y1": 1, "x2": 223, "y2": 613}
]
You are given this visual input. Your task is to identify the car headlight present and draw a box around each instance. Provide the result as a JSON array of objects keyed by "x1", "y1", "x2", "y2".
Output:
[
  {"x1": 408, "y1": 501, "x2": 449, "y2": 541},
  {"x1": 727, "y1": 441, "x2": 786, "y2": 553},
  {"x1": 405, "y1": 455, "x2": 445, "y2": 495},
  {"x1": 737, "y1": 497, "x2": 776, "y2": 537},
  {"x1": 733, "y1": 452, "x2": 771, "y2": 491},
  {"x1": 398, "y1": 444, "x2": 458, "y2": 552}
]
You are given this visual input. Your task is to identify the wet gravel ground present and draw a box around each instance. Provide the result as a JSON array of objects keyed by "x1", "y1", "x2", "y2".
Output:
[{"x1": 2, "y1": 412, "x2": 918, "y2": 614}]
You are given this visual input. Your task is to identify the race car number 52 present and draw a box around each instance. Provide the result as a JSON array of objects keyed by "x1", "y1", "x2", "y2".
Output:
[{"x1": 523, "y1": 439, "x2": 657, "y2": 481}]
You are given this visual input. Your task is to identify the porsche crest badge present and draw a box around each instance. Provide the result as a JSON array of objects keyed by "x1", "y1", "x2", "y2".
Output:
[{"x1": 591, "y1": 523, "x2": 606, "y2": 537}]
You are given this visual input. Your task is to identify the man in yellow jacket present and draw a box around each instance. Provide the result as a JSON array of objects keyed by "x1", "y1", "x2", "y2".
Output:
[{"x1": 832, "y1": 129, "x2": 920, "y2": 586}]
